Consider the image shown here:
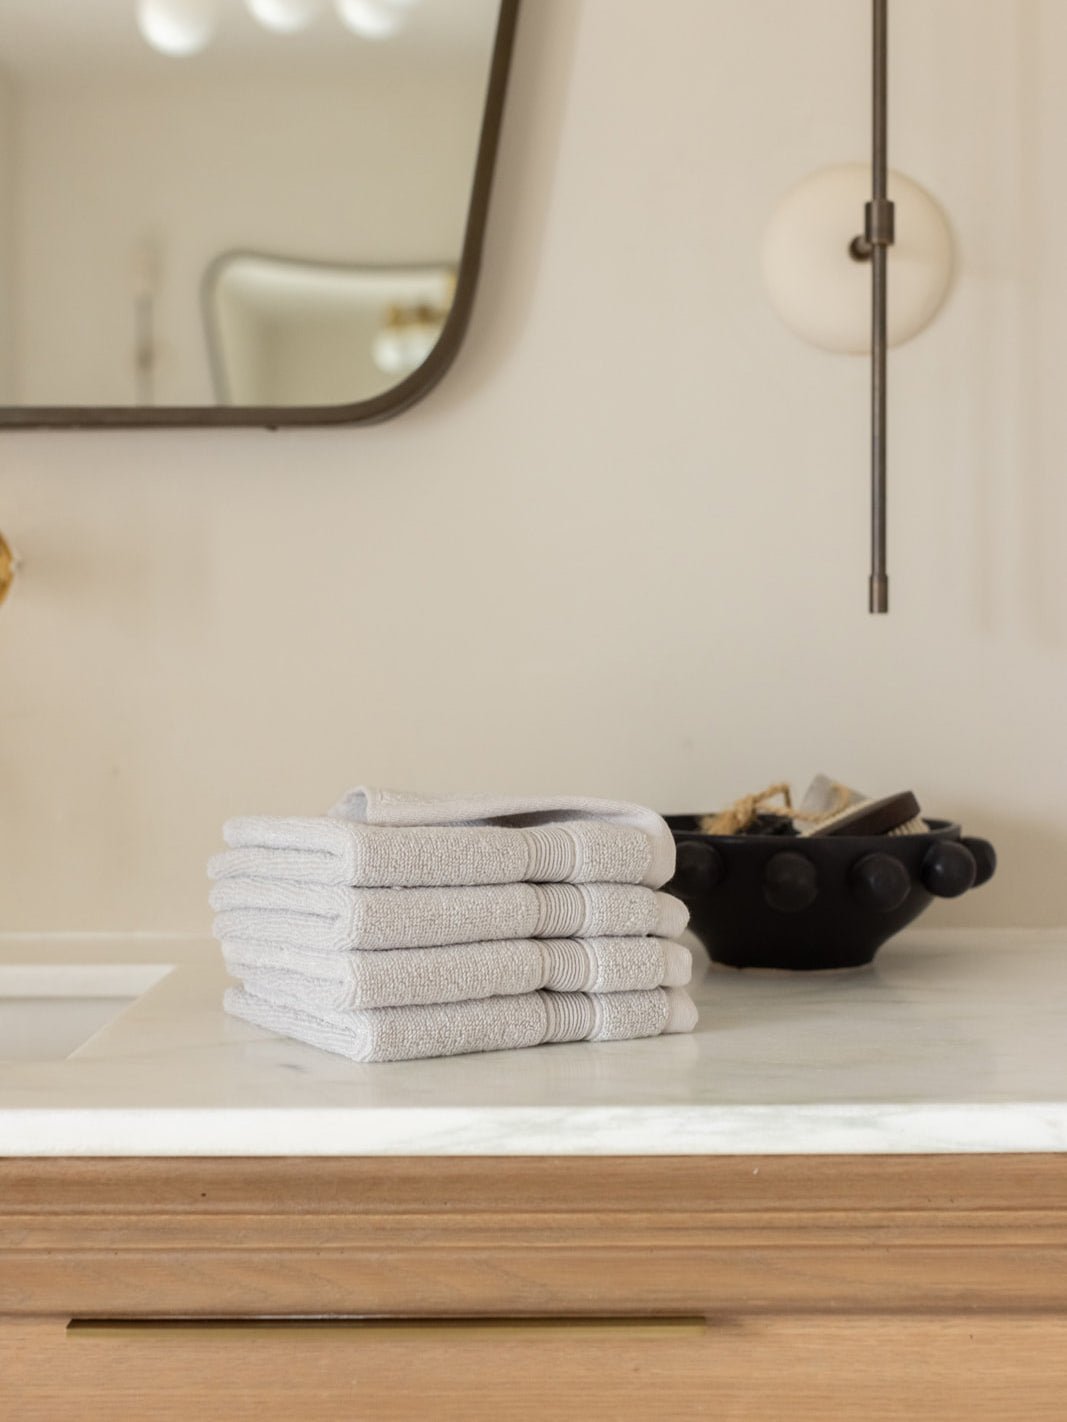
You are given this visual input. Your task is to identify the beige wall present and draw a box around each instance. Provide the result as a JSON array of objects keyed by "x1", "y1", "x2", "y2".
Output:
[{"x1": 2, "y1": 0, "x2": 1066, "y2": 932}]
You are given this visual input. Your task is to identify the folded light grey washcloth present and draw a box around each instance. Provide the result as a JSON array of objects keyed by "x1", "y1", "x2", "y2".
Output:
[
  {"x1": 224, "y1": 982, "x2": 699, "y2": 1063},
  {"x1": 328, "y1": 786, "x2": 676, "y2": 887},
  {"x1": 221, "y1": 935, "x2": 692, "y2": 1010},
  {"x1": 211, "y1": 817, "x2": 666, "y2": 890},
  {"x1": 210, "y1": 880, "x2": 689, "y2": 953}
]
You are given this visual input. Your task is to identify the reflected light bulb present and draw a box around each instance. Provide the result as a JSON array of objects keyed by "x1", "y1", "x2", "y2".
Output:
[
  {"x1": 334, "y1": 0, "x2": 405, "y2": 40},
  {"x1": 137, "y1": 0, "x2": 218, "y2": 56},
  {"x1": 245, "y1": 0, "x2": 324, "y2": 33},
  {"x1": 373, "y1": 324, "x2": 437, "y2": 375},
  {"x1": 373, "y1": 304, "x2": 443, "y2": 376}
]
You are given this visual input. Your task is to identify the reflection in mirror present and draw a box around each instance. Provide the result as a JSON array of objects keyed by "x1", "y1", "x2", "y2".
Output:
[
  {"x1": 204, "y1": 253, "x2": 455, "y2": 405},
  {"x1": 0, "y1": 0, "x2": 513, "y2": 422}
]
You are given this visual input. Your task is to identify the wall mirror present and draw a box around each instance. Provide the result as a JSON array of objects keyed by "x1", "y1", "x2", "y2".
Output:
[{"x1": 0, "y1": 0, "x2": 518, "y2": 428}]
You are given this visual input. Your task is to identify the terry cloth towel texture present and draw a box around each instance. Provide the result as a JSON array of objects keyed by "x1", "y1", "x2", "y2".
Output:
[
  {"x1": 210, "y1": 880, "x2": 689, "y2": 953},
  {"x1": 211, "y1": 817, "x2": 666, "y2": 891},
  {"x1": 328, "y1": 786, "x2": 677, "y2": 887},
  {"x1": 221, "y1": 935, "x2": 692, "y2": 1010},
  {"x1": 224, "y1": 982, "x2": 699, "y2": 1064},
  {"x1": 212, "y1": 787, "x2": 698, "y2": 1062}
]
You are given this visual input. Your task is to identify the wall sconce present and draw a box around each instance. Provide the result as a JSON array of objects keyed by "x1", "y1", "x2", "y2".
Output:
[
  {"x1": 0, "y1": 529, "x2": 18, "y2": 608},
  {"x1": 762, "y1": 0, "x2": 953, "y2": 614}
]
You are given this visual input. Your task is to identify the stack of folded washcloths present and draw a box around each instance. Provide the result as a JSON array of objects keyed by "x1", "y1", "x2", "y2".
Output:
[{"x1": 209, "y1": 787, "x2": 697, "y2": 1063}]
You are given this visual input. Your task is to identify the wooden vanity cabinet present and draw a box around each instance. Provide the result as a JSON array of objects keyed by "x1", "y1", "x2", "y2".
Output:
[{"x1": 3, "y1": 1154, "x2": 1067, "y2": 1420}]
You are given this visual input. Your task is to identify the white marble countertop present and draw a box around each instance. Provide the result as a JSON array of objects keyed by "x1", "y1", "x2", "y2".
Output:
[{"x1": 1, "y1": 928, "x2": 1065, "y2": 1156}]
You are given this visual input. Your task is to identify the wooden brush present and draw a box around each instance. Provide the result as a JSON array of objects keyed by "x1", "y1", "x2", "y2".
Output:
[{"x1": 802, "y1": 790, "x2": 927, "y2": 838}]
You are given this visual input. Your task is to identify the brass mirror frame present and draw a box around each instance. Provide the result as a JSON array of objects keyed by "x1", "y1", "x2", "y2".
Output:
[{"x1": 0, "y1": 0, "x2": 520, "y2": 431}]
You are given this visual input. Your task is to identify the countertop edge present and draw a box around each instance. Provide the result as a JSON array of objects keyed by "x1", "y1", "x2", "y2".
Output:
[{"x1": 4, "y1": 1100, "x2": 1066, "y2": 1157}]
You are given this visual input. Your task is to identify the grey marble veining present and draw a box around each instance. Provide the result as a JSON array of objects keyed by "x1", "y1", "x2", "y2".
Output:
[{"x1": 0, "y1": 928, "x2": 1065, "y2": 1156}]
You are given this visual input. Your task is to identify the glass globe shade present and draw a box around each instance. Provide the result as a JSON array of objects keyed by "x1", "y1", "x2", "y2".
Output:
[
  {"x1": 334, "y1": 0, "x2": 404, "y2": 41},
  {"x1": 245, "y1": 0, "x2": 323, "y2": 34},
  {"x1": 137, "y1": 0, "x2": 218, "y2": 56}
]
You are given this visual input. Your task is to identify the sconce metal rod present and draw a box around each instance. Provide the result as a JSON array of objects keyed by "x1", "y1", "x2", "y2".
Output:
[
  {"x1": 867, "y1": 0, "x2": 893, "y2": 613},
  {"x1": 851, "y1": 1, "x2": 894, "y2": 611},
  {"x1": 134, "y1": 292, "x2": 155, "y2": 408}
]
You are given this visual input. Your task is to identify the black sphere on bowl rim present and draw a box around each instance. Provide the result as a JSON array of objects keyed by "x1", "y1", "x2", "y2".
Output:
[{"x1": 664, "y1": 816, "x2": 996, "y2": 972}]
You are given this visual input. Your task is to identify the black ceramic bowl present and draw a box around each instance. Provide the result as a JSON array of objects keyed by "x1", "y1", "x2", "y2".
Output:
[{"x1": 664, "y1": 816, "x2": 996, "y2": 971}]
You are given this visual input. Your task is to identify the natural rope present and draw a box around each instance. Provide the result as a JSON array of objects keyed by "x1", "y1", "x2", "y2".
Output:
[{"x1": 699, "y1": 780, "x2": 852, "y2": 836}]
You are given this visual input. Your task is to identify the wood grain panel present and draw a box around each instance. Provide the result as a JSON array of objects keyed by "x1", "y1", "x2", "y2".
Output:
[
  {"x1": 6, "y1": 1313, "x2": 1067, "y2": 1421},
  {"x1": 3, "y1": 1155, "x2": 1067, "y2": 1319},
  {"x1": 4, "y1": 1153, "x2": 1066, "y2": 1213}
]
